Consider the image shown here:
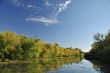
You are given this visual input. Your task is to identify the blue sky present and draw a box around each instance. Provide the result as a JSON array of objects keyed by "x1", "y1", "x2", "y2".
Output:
[{"x1": 0, "y1": 0, "x2": 110, "y2": 52}]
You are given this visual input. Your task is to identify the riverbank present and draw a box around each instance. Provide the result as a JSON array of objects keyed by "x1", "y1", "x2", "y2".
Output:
[
  {"x1": 0, "y1": 32, "x2": 84, "y2": 62},
  {"x1": 85, "y1": 53, "x2": 110, "y2": 64}
]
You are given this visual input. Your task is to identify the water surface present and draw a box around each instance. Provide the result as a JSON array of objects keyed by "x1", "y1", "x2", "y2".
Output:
[{"x1": 0, "y1": 58, "x2": 109, "y2": 73}]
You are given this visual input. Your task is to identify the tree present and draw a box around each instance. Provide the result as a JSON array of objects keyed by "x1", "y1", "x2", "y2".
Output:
[{"x1": 0, "y1": 31, "x2": 84, "y2": 61}]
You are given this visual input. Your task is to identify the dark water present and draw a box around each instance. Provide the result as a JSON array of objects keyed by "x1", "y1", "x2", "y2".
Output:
[{"x1": 0, "y1": 57, "x2": 109, "y2": 73}]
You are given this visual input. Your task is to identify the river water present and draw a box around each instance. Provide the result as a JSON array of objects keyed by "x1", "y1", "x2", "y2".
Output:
[{"x1": 0, "y1": 58, "x2": 109, "y2": 73}]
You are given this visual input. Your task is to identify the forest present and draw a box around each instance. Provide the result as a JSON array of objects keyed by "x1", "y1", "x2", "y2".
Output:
[
  {"x1": 85, "y1": 30, "x2": 110, "y2": 63},
  {"x1": 0, "y1": 32, "x2": 84, "y2": 62}
]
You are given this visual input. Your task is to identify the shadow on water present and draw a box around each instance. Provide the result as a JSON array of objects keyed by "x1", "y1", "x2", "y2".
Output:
[
  {"x1": 0, "y1": 57, "x2": 82, "y2": 73},
  {"x1": 90, "y1": 60, "x2": 110, "y2": 73}
]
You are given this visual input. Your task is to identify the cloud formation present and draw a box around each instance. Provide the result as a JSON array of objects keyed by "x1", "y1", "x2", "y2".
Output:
[
  {"x1": 10, "y1": 0, "x2": 72, "y2": 25},
  {"x1": 58, "y1": 0, "x2": 71, "y2": 13},
  {"x1": 26, "y1": 16, "x2": 58, "y2": 25}
]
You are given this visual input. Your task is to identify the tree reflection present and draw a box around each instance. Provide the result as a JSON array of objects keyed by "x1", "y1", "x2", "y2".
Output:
[
  {"x1": 0, "y1": 57, "x2": 83, "y2": 73},
  {"x1": 91, "y1": 60, "x2": 110, "y2": 73}
]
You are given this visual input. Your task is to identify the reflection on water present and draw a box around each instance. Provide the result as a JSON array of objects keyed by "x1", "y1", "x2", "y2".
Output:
[
  {"x1": 0, "y1": 57, "x2": 82, "y2": 73},
  {"x1": 91, "y1": 60, "x2": 110, "y2": 73},
  {"x1": 0, "y1": 57, "x2": 109, "y2": 73}
]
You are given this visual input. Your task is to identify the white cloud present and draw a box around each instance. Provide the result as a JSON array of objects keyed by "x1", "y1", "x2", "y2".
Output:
[
  {"x1": 26, "y1": 16, "x2": 58, "y2": 25},
  {"x1": 10, "y1": 0, "x2": 72, "y2": 25},
  {"x1": 45, "y1": 0, "x2": 50, "y2": 6},
  {"x1": 26, "y1": 0, "x2": 72, "y2": 25},
  {"x1": 50, "y1": 0, "x2": 72, "y2": 19},
  {"x1": 10, "y1": 0, "x2": 20, "y2": 6},
  {"x1": 27, "y1": 4, "x2": 36, "y2": 8},
  {"x1": 58, "y1": 0, "x2": 71, "y2": 13}
]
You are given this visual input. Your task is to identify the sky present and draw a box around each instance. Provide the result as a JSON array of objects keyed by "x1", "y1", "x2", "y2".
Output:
[{"x1": 0, "y1": 0, "x2": 110, "y2": 52}]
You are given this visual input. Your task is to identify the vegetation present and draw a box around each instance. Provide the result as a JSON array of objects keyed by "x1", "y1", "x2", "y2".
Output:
[
  {"x1": 0, "y1": 32, "x2": 84, "y2": 61},
  {"x1": 85, "y1": 30, "x2": 110, "y2": 63}
]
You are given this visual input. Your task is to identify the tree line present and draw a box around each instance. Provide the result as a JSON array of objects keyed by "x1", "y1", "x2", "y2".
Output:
[
  {"x1": 0, "y1": 32, "x2": 84, "y2": 61},
  {"x1": 85, "y1": 30, "x2": 110, "y2": 63}
]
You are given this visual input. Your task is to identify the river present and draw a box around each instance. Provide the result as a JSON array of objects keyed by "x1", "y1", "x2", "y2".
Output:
[{"x1": 0, "y1": 57, "x2": 109, "y2": 73}]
